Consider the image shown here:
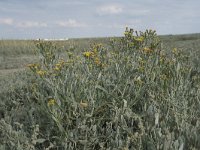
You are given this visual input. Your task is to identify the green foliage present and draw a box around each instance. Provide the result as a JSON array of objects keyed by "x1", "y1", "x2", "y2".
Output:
[{"x1": 0, "y1": 28, "x2": 200, "y2": 149}]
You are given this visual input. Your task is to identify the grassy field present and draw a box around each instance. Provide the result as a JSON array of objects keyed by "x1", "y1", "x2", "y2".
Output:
[
  {"x1": 0, "y1": 30, "x2": 200, "y2": 149},
  {"x1": 1, "y1": 33, "x2": 200, "y2": 71}
]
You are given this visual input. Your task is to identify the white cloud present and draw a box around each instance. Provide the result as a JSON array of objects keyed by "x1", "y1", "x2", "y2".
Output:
[
  {"x1": 0, "y1": 18, "x2": 14, "y2": 25},
  {"x1": 128, "y1": 9, "x2": 150, "y2": 16},
  {"x1": 57, "y1": 19, "x2": 87, "y2": 27},
  {"x1": 17, "y1": 21, "x2": 47, "y2": 28},
  {"x1": 97, "y1": 4, "x2": 123, "y2": 15},
  {"x1": 97, "y1": 19, "x2": 141, "y2": 29}
]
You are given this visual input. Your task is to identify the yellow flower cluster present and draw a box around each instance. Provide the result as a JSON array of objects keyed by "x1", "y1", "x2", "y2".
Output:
[
  {"x1": 48, "y1": 98, "x2": 56, "y2": 106},
  {"x1": 27, "y1": 63, "x2": 47, "y2": 77},
  {"x1": 172, "y1": 48, "x2": 179, "y2": 55},
  {"x1": 124, "y1": 31, "x2": 129, "y2": 36},
  {"x1": 142, "y1": 47, "x2": 153, "y2": 54},
  {"x1": 124, "y1": 29, "x2": 133, "y2": 37},
  {"x1": 27, "y1": 63, "x2": 40, "y2": 70},
  {"x1": 134, "y1": 36, "x2": 144, "y2": 42},
  {"x1": 37, "y1": 70, "x2": 47, "y2": 76},
  {"x1": 83, "y1": 51, "x2": 94, "y2": 58},
  {"x1": 83, "y1": 44, "x2": 106, "y2": 68},
  {"x1": 94, "y1": 43, "x2": 103, "y2": 48},
  {"x1": 94, "y1": 57, "x2": 101, "y2": 65},
  {"x1": 54, "y1": 59, "x2": 65, "y2": 72}
]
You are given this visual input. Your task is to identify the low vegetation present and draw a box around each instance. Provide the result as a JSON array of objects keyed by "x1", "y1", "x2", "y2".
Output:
[{"x1": 0, "y1": 28, "x2": 200, "y2": 149}]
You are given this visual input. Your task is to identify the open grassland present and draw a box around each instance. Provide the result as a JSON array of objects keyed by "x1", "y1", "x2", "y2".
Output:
[
  {"x1": 1, "y1": 33, "x2": 200, "y2": 70},
  {"x1": 0, "y1": 30, "x2": 200, "y2": 149}
]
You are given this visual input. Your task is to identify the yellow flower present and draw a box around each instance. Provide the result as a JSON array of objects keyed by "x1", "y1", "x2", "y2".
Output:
[
  {"x1": 143, "y1": 47, "x2": 153, "y2": 54},
  {"x1": 37, "y1": 70, "x2": 46, "y2": 76},
  {"x1": 54, "y1": 67, "x2": 60, "y2": 71},
  {"x1": 172, "y1": 48, "x2": 178, "y2": 55},
  {"x1": 55, "y1": 63, "x2": 62, "y2": 68},
  {"x1": 129, "y1": 42, "x2": 135, "y2": 47},
  {"x1": 83, "y1": 51, "x2": 93, "y2": 58},
  {"x1": 27, "y1": 63, "x2": 35, "y2": 68},
  {"x1": 135, "y1": 36, "x2": 144, "y2": 42},
  {"x1": 93, "y1": 48, "x2": 98, "y2": 54},
  {"x1": 27, "y1": 63, "x2": 39, "y2": 70},
  {"x1": 54, "y1": 62, "x2": 64, "y2": 71},
  {"x1": 94, "y1": 57, "x2": 101, "y2": 65},
  {"x1": 124, "y1": 31, "x2": 129, "y2": 36},
  {"x1": 48, "y1": 98, "x2": 56, "y2": 106}
]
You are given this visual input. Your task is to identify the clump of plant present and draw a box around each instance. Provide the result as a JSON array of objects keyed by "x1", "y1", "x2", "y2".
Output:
[{"x1": 1, "y1": 28, "x2": 200, "y2": 149}]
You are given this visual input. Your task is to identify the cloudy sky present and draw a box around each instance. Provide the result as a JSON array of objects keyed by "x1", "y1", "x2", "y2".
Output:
[{"x1": 0, "y1": 0, "x2": 200, "y2": 39}]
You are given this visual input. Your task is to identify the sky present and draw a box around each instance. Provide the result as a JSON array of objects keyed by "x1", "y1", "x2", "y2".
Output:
[{"x1": 0, "y1": 0, "x2": 200, "y2": 39}]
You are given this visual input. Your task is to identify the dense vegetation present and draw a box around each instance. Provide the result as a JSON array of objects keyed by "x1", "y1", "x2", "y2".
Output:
[{"x1": 0, "y1": 28, "x2": 200, "y2": 149}]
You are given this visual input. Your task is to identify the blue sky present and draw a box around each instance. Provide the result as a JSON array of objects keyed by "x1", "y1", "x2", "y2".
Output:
[{"x1": 0, "y1": 0, "x2": 200, "y2": 39}]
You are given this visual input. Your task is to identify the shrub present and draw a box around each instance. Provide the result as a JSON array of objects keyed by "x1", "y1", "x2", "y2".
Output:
[{"x1": 0, "y1": 28, "x2": 200, "y2": 149}]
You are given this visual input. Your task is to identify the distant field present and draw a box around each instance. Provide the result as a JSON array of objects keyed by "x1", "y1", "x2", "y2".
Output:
[
  {"x1": 1, "y1": 33, "x2": 200, "y2": 73},
  {"x1": 0, "y1": 38, "x2": 110, "y2": 69}
]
